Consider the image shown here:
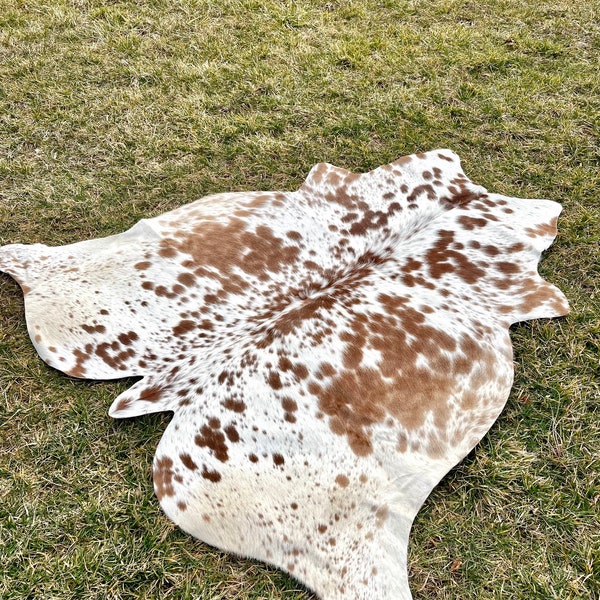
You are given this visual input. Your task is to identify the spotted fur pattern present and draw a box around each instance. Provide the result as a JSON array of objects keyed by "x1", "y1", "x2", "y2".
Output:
[{"x1": 0, "y1": 150, "x2": 569, "y2": 599}]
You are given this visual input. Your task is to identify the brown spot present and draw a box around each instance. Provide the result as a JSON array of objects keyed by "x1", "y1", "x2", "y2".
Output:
[
  {"x1": 397, "y1": 431, "x2": 408, "y2": 453},
  {"x1": 139, "y1": 385, "x2": 163, "y2": 402},
  {"x1": 335, "y1": 474, "x2": 350, "y2": 488},
  {"x1": 268, "y1": 371, "x2": 283, "y2": 389},
  {"x1": 195, "y1": 423, "x2": 229, "y2": 462},
  {"x1": 249, "y1": 453, "x2": 259, "y2": 463},
  {"x1": 155, "y1": 285, "x2": 174, "y2": 298},
  {"x1": 375, "y1": 504, "x2": 389, "y2": 527},
  {"x1": 118, "y1": 331, "x2": 139, "y2": 345},
  {"x1": 303, "y1": 259, "x2": 320, "y2": 270},
  {"x1": 318, "y1": 524, "x2": 328, "y2": 534},
  {"x1": 177, "y1": 272, "x2": 196, "y2": 286},
  {"x1": 273, "y1": 453, "x2": 285, "y2": 466},
  {"x1": 201, "y1": 465, "x2": 222, "y2": 483},
  {"x1": 393, "y1": 155, "x2": 413, "y2": 166},
  {"x1": 158, "y1": 244, "x2": 177, "y2": 258},
  {"x1": 475, "y1": 244, "x2": 496, "y2": 258},
  {"x1": 81, "y1": 323, "x2": 106, "y2": 334},
  {"x1": 224, "y1": 424, "x2": 240, "y2": 443},
  {"x1": 526, "y1": 220, "x2": 558, "y2": 238},
  {"x1": 517, "y1": 280, "x2": 569, "y2": 315},
  {"x1": 401, "y1": 258, "x2": 422, "y2": 273},
  {"x1": 347, "y1": 202, "x2": 403, "y2": 236},
  {"x1": 282, "y1": 397, "x2": 298, "y2": 412},
  {"x1": 304, "y1": 162, "x2": 328, "y2": 185},
  {"x1": 208, "y1": 417, "x2": 221, "y2": 429},
  {"x1": 114, "y1": 398, "x2": 131, "y2": 412},
  {"x1": 95, "y1": 341, "x2": 129, "y2": 370},
  {"x1": 180, "y1": 453, "x2": 198, "y2": 471},
  {"x1": 314, "y1": 291, "x2": 497, "y2": 457},
  {"x1": 407, "y1": 183, "x2": 437, "y2": 203},
  {"x1": 267, "y1": 292, "x2": 337, "y2": 336},
  {"x1": 153, "y1": 456, "x2": 175, "y2": 500},
  {"x1": 495, "y1": 261, "x2": 520, "y2": 275},
  {"x1": 173, "y1": 319, "x2": 196, "y2": 336},
  {"x1": 319, "y1": 362, "x2": 336, "y2": 378},
  {"x1": 158, "y1": 219, "x2": 301, "y2": 288},
  {"x1": 444, "y1": 184, "x2": 480, "y2": 206},
  {"x1": 223, "y1": 398, "x2": 246, "y2": 413},
  {"x1": 69, "y1": 345, "x2": 94, "y2": 378},
  {"x1": 279, "y1": 357, "x2": 309, "y2": 380},
  {"x1": 457, "y1": 215, "x2": 488, "y2": 230},
  {"x1": 134, "y1": 261, "x2": 152, "y2": 270},
  {"x1": 425, "y1": 229, "x2": 485, "y2": 284},
  {"x1": 343, "y1": 341, "x2": 363, "y2": 368}
]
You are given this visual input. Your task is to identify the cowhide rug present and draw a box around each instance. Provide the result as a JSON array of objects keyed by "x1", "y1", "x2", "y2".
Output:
[{"x1": 0, "y1": 150, "x2": 569, "y2": 599}]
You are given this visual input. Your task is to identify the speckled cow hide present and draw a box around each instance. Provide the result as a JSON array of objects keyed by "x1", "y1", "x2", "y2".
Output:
[{"x1": 0, "y1": 150, "x2": 569, "y2": 599}]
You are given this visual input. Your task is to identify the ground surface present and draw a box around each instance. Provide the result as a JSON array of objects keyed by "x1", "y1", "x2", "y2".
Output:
[{"x1": 0, "y1": 1, "x2": 599, "y2": 598}]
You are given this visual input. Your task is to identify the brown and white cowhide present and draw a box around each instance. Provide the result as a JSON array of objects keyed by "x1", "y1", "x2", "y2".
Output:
[{"x1": 0, "y1": 150, "x2": 569, "y2": 599}]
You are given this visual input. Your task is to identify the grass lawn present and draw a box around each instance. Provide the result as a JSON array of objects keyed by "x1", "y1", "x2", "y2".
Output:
[{"x1": 0, "y1": 0, "x2": 598, "y2": 598}]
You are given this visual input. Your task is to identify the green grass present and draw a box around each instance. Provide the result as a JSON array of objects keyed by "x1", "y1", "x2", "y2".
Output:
[{"x1": 0, "y1": 0, "x2": 598, "y2": 598}]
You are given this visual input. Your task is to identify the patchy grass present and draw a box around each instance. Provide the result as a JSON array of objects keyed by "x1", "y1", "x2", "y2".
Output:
[{"x1": 0, "y1": 0, "x2": 598, "y2": 598}]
